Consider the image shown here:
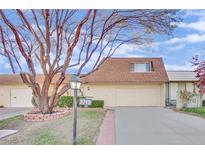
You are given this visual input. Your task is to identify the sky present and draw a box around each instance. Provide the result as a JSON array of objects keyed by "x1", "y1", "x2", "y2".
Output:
[
  {"x1": 112, "y1": 10, "x2": 205, "y2": 71},
  {"x1": 1, "y1": 9, "x2": 205, "y2": 73}
]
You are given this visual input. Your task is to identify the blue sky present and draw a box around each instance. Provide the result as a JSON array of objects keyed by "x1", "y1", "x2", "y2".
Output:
[
  {"x1": 1, "y1": 10, "x2": 205, "y2": 73},
  {"x1": 112, "y1": 10, "x2": 205, "y2": 70}
]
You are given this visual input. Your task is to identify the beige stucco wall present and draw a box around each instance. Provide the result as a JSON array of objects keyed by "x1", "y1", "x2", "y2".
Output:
[
  {"x1": 169, "y1": 82, "x2": 178, "y2": 100},
  {"x1": 81, "y1": 83, "x2": 166, "y2": 107},
  {"x1": 0, "y1": 83, "x2": 73, "y2": 107},
  {"x1": 168, "y1": 81, "x2": 200, "y2": 101},
  {"x1": 1, "y1": 82, "x2": 166, "y2": 108}
]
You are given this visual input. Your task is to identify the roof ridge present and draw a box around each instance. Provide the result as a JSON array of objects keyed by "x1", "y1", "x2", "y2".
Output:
[{"x1": 109, "y1": 57, "x2": 162, "y2": 59}]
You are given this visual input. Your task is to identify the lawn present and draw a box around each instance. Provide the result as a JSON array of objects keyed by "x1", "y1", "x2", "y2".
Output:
[
  {"x1": 0, "y1": 108, "x2": 106, "y2": 145},
  {"x1": 181, "y1": 107, "x2": 205, "y2": 118}
]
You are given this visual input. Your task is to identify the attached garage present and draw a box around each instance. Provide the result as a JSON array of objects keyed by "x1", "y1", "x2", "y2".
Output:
[
  {"x1": 10, "y1": 88, "x2": 32, "y2": 107},
  {"x1": 116, "y1": 86, "x2": 161, "y2": 106},
  {"x1": 82, "y1": 84, "x2": 165, "y2": 107},
  {"x1": 0, "y1": 75, "x2": 34, "y2": 107},
  {"x1": 0, "y1": 85, "x2": 33, "y2": 107},
  {"x1": 0, "y1": 74, "x2": 72, "y2": 107}
]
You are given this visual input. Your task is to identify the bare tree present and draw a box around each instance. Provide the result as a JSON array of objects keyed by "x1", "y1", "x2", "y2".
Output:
[{"x1": 0, "y1": 9, "x2": 181, "y2": 113}]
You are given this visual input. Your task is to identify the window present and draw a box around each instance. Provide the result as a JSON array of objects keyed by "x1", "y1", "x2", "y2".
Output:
[{"x1": 130, "y1": 63, "x2": 151, "y2": 72}]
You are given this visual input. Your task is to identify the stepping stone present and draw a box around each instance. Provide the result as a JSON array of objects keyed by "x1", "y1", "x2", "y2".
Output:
[{"x1": 0, "y1": 130, "x2": 18, "y2": 139}]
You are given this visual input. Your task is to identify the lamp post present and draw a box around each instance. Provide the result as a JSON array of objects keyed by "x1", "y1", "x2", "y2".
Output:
[{"x1": 69, "y1": 75, "x2": 82, "y2": 145}]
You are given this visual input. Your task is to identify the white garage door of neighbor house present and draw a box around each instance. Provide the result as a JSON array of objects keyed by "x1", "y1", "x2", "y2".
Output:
[
  {"x1": 10, "y1": 88, "x2": 33, "y2": 107},
  {"x1": 116, "y1": 86, "x2": 161, "y2": 106}
]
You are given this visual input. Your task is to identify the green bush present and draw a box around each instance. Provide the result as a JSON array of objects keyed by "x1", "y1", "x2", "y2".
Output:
[
  {"x1": 88, "y1": 100, "x2": 104, "y2": 108},
  {"x1": 57, "y1": 96, "x2": 81, "y2": 108},
  {"x1": 57, "y1": 96, "x2": 73, "y2": 108},
  {"x1": 32, "y1": 96, "x2": 104, "y2": 108}
]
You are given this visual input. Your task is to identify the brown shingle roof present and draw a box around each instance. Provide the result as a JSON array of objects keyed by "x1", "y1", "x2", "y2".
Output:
[
  {"x1": 0, "y1": 58, "x2": 168, "y2": 85},
  {"x1": 82, "y1": 57, "x2": 168, "y2": 83},
  {"x1": 0, "y1": 74, "x2": 70, "y2": 85}
]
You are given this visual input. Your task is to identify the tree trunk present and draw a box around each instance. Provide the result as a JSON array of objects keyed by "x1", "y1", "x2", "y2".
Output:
[
  {"x1": 48, "y1": 95, "x2": 60, "y2": 111},
  {"x1": 34, "y1": 95, "x2": 51, "y2": 114}
]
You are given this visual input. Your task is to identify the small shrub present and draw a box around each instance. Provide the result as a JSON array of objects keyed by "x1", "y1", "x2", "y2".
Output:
[
  {"x1": 57, "y1": 96, "x2": 73, "y2": 108},
  {"x1": 88, "y1": 100, "x2": 104, "y2": 108},
  {"x1": 179, "y1": 89, "x2": 193, "y2": 103},
  {"x1": 57, "y1": 96, "x2": 81, "y2": 108}
]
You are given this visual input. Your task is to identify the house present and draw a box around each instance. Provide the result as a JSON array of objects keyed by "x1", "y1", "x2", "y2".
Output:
[
  {"x1": 81, "y1": 58, "x2": 168, "y2": 107},
  {"x1": 166, "y1": 71, "x2": 202, "y2": 107},
  {"x1": 0, "y1": 57, "x2": 202, "y2": 108}
]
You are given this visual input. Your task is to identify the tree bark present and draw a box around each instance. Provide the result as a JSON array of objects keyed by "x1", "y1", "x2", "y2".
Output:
[{"x1": 34, "y1": 95, "x2": 51, "y2": 114}]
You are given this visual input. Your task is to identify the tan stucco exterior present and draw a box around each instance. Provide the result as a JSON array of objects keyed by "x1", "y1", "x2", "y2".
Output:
[
  {"x1": 81, "y1": 83, "x2": 166, "y2": 107},
  {"x1": 0, "y1": 82, "x2": 166, "y2": 108},
  {"x1": 0, "y1": 84, "x2": 73, "y2": 107},
  {"x1": 168, "y1": 81, "x2": 198, "y2": 101}
]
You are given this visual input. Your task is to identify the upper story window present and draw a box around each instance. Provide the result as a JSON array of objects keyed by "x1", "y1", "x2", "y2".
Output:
[{"x1": 130, "y1": 63, "x2": 152, "y2": 72}]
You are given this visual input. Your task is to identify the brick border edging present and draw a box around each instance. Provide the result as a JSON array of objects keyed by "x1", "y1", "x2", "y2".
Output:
[
  {"x1": 24, "y1": 108, "x2": 70, "y2": 122},
  {"x1": 96, "y1": 110, "x2": 115, "y2": 145}
]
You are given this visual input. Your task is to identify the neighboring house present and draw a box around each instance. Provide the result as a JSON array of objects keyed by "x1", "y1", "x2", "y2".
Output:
[
  {"x1": 0, "y1": 75, "x2": 70, "y2": 107},
  {"x1": 166, "y1": 71, "x2": 202, "y2": 107},
  {"x1": 0, "y1": 57, "x2": 203, "y2": 108}
]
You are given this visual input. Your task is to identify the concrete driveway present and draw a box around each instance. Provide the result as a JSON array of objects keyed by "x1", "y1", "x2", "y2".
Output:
[
  {"x1": 0, "y1": 108, "x2": 31, "y2": 120},
  {"x1": 115, "y1": 107, "x2": 205, "y2": 145}
]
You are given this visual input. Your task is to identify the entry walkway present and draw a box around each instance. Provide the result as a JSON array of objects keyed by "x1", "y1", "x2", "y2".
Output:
[{"x1": 96, "y1": 110, "x2": 115, "y2": 144}]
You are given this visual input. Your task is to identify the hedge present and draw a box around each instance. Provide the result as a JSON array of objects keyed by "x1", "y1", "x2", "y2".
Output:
[
  {"x1": 31, "y1": 96, "x2": 104, "y2": 108},
  {"x1": 88, "y1": 100, "x2": 104, "y2": 108},
  {"x1": 58, "y1": 96, "x2": 74, "y2": 108}
]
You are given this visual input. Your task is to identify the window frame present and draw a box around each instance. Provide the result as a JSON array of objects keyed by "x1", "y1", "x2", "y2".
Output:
[{"x1": 130, "y1": 62, "x2": 152, "y2": 73}]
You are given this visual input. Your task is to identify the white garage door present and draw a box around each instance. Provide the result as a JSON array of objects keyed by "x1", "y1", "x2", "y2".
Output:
[
  {"x1": 116, "y1": 86, "x2": 161, "y2": 106},
  {"x1": 10, "y1": 88, "x2": 33, "y2": 107}
]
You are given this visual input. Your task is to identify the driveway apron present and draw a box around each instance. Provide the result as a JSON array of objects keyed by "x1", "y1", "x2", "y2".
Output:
[{"x1": 115, "y1": 107, "x2": 205, "y2": 145}]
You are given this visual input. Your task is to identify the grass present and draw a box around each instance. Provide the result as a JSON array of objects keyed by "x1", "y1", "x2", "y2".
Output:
[
  {"x1": 181, "y1": 107, "x2": 205, "y2": 118},
  {"x1": 0, "y1": 108, "x2": 106, "y2": 145},
  {"x1": 27, "y1": 129, "x2": 64, "y2": 145},
  {"x1": 78, "y1": 110, "x2": 104, "y2": 119}
]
